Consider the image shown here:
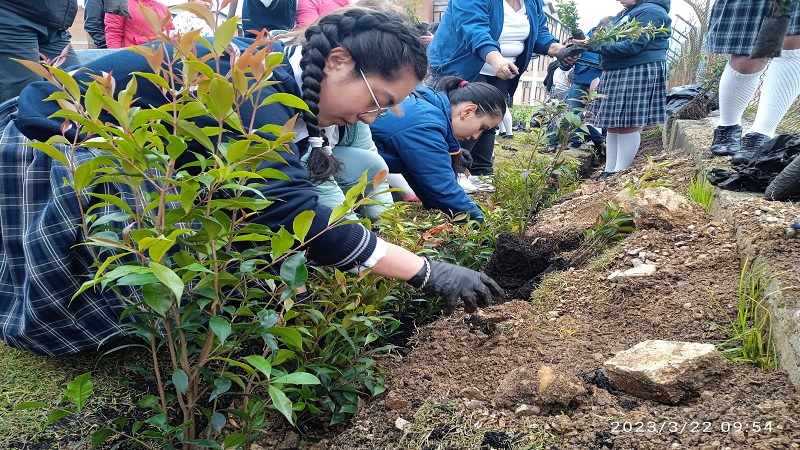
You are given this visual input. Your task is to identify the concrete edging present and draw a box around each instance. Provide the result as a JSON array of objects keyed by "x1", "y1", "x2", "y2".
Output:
[{"x1": 669, "y1": 118, "x2": 800, "y2": 390}]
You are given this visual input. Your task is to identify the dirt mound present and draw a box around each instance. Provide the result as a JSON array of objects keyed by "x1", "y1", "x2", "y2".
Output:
[{"x1": 314, "y1": 132, "x2": 800, "y2": 450}]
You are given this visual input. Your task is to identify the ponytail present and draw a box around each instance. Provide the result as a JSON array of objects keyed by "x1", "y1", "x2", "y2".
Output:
[{"x1": 434, "y1": 76, "x2": 506, "y2": 117}]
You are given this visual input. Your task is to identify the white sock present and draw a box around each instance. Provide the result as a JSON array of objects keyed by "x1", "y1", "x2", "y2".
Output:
[
  {"x1": 750, "y1": 49, "x2": 800, "y2": 137},
  {"x1": 613, "y1": 131, "x2": 641, "y2": 171},
  {"x1": 604, "y1": 132, "x2": 618, "y2": 172},
  {"x1": 718, "y1": 63, "x2": 765, "y2": 126},
  {"x1": 502, "y1": 109, "x2": 513, "y2": 136}
]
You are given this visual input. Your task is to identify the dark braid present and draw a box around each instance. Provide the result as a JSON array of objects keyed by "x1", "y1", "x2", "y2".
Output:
[{"x1": 300, "y1": 8, "x2": 428, "y2": 183}]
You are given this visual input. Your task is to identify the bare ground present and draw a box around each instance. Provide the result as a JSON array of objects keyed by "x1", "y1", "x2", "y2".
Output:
[{"x1": 289, "y1": 132, "x2": 800, "y2": 450}]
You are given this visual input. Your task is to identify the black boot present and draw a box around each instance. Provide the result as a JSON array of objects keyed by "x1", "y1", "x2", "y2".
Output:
[
  {"x1": 596, "y1": 171, "x2": 616, "y2": 181},
  {"x1": 710, "y1": 124, "x2": 742, "y2": 156},
  {"x1": 731, "y1": 132, "x2": 770, "y2": 166}
]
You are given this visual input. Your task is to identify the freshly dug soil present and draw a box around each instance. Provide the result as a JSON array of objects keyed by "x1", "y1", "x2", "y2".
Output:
[{"x1": 297, "y1": 131, "x2": 800, "y2": 450}]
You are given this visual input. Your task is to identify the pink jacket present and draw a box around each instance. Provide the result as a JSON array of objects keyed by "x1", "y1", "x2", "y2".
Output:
[
  {"x1": 105, "y1": 0, "x2": 174, "y2": 48},
  {"x1": 296, "y1": 0, "x2": 350, "y2": 28}
]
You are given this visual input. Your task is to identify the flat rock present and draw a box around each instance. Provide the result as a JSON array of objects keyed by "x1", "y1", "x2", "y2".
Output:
[
  {"x1": 617, "y1": 187, "x2": 695, "y2": 229},
  {"x1": 603, "y1": 340, "x2": 730, "y2": 404}
]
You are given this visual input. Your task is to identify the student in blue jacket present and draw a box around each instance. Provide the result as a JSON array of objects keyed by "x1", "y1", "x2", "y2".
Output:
[
  {"x1": 427, "y1": 0, "x2": 575, "y2": 182},
  {"x1": 370, "y1": 77, "x2": 506, "y2": 222},
  {"x1": 589, "y1": 0, "x2": 671, "y2": 180}
]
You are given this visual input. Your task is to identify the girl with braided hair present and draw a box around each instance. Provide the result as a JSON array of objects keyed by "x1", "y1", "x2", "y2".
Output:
[{"x1": 2, "y1": 8, "x2": 502, "y2": 355}]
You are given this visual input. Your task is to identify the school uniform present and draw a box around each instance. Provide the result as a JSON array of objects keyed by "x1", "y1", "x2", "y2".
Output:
[
  {"x1": 706, "y1": 0, "x2": 800, "y2": 55},
  {"x1": 592, "y1": 0, "x2": 671, "y2": 129}
]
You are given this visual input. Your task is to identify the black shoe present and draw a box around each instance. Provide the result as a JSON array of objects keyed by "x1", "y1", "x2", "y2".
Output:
[
  {"x1": 731, "y1": 132, "x2": 770, "y2": 166},
  {"x1": 596, "y1": 171, "x2": 616, "y2": 181},
  {"x1": 500, "y1": 134, "x2": 514, "y2": 139},
  {"x1": 710, "y1": 124, "x2": 742, "y2": 156}
]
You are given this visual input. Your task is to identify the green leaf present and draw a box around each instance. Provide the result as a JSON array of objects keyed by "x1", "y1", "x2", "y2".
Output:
[
  {"x1": 209, "y1": 377, "x2": 231, "y2": 401},
  {"x1": 257, "y1": 309, "x2": 279, "y2": 329},
  {"x1": 149, "y1": 261, "x2": 184, "y2": 301},
  {"x1": 271, "y1": 226, "x2": 294, "y2": 260},
  {"x1": 172, "y1": 369, "x2": 189, "y2": 394},
  {"x1": 212, "y1": 17, "x2": 239, "y2": 53},
  {"x1": 242, "y1": 355, "x2": 272, "y2": 378},
  {"x1": 272, "y1": 372, "x2": 320, "y2": 385},
  {"x1": 13, "y1": 401, "x2": 49, "y2": 410},
  {"x1": 279, "y1": 253, "x2": 307, "y2": 289},
  {"x1": 269, "y1": 326, "x2": 304, "y2": 352},
  {"x1": 223, "y1": 433, "x2": 247, "y2": 448},
  {"x1": 46, "y1": 408, "x2": 73, "y2": 425},
  {"x1": 91, "y1": 428, "x2": 113, "y2": 448},
  {"x1": 292, "y1": 210, "x2": 315, "y2": 242},
  {"x1": 211, "y1": 411, "x2": 226, "y2": 432},
  {"x1": 260, "y1": 93, "x2": 310, "y2": 112},
  {"x1": 27, "y1": 141, "x2": 69, "y2": 167},
  {"x1": 65, "y1": 372, "x2": 93, "y2": 412},
  {"x1": 84, "y1": 82, "x2": 104, "y2": 120},
  {"x1": 209, "y1": 316, "x2": 232, "y2": 345},
  {"x1": 142, "y1": 283, "x2": 172, "y2": 317},
  {"x1": 268, "y1": 385, "x2": 294, "y2": 425}
]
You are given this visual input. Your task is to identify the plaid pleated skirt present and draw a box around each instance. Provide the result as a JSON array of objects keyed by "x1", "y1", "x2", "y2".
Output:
[
  {"x1": 706, "y1": 0, "x2": 800, "y2": 55},
  {"x1": 593, "y1": 61, "x2": 667, "y2": 129}
]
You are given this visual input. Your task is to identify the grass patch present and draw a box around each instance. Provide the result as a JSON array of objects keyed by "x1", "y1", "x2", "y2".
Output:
[
  {"x1": 641, "y1": 125, "x2": 663, "y2": 139},
  {"x1": 688, "y1": 171, "x2": 715, "y2": 213},
  {"x1": 396, "y1": 399, "x2": 549, "y2": 450},
  {"x1": 0, "y1": 343, "x2": 146, "y2": 448},
  {"x1": 714, "y1": 260, "x2": 778, "y2": 371}
]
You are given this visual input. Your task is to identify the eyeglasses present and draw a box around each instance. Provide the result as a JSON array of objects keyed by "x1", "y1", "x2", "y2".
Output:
[{"x1": 357, "y1": 69, "x2": 389, "y2": 119}]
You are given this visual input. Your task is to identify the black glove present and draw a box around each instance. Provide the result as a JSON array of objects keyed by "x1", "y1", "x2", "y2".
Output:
[
  {"x1": 460, "y1": 148, "x2": 473, "y2": 168},
  {"x1": 407, "y1": 257, "x2": 504, "y2": 313}
]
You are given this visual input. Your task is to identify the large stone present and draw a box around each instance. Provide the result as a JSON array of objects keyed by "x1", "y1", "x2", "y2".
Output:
[
  {"x1": 495, "y1": 365, "x2": 587, "y2": 413},
  {"x1": 603, "y1": 340, "x2": 730, "y2": 404},
  {"x1": 617, "y1": 187, "x2": 696, "y2": 229}
]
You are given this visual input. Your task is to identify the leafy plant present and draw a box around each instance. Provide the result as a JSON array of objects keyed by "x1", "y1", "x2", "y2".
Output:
[
  {"x1": 503, "y1": 95, "x2": 598, "y2": 235},
  {"x1": 620, "y1": 156, "x2": 674, "y2": 196},
  {"x1": 17, "y1": 7, "x2": 399, "y2": 449},
  {"x1": 585, "y1": 18, "x2": 670, "y2": 48},
  {"x1": 688, "y1": 171, "x2": 715, "y2": 213},
  {"x1": 554, "y1": 0, "x2": 581, "y2": 33},
  {"x1": 714, "y1": 260, "x2": 777, "y2": 371},
  {"x1": 14, "y1": 373, "x2": 94, "y2": 428},
  {"x1": 567, "y1": 200, "x2": 635, "y2": 267}
]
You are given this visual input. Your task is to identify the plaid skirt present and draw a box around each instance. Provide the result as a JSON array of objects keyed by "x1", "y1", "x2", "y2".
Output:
[
  {"x1": 593, "y1": 61, "x2": 667, "y2": 129},
  {"x1": 706, "y1": 0, "x2": 800, "y2": 55}
]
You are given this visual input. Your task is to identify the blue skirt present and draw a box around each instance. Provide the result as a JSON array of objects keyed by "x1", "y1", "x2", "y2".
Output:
[{"x1": 593, "y1": 61, "x2": 667, "y2": 129}]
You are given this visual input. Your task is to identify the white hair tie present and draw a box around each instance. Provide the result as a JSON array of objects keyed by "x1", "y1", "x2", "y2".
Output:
[
  {"x1": 320, "y1": 145, "x2": 333, "y2": 155},
  {"x1": 308, "y1": 136, "x2": 324, "y2": 148}
]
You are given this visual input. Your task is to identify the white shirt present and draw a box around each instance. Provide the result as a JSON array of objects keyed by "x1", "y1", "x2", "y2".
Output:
[{"x1": 480, "y1": 1, "x2": 531, "y2": 76}]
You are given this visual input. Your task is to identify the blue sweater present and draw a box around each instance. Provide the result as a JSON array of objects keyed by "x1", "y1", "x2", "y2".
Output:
[
  {"x1": 560, "y1": 27, "x2": 602, "y2": 86},
  {"x1": 242, "y1": 0, "x2": 296, "y2": 36},
  {"x1": 594, "y1": 0, "x2": 671, "y2": 71},
  {"x1": 427, "y1": 0, "x2": 558, "y2": 82},
  {"x1": 370, "y1": 88, "x2": 484, "y2": 221}
]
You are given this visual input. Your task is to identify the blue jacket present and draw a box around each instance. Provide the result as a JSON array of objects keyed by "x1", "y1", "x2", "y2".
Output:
[
  {"x1": 594, "y1": 0, "x2": 671, "y2": 71},
  {"x1": 427, "y1": 0, "x2": 558, "y2": 83},
  {"x1": 370, "y1": 88, "x2": 484, "y2": 221},
  {"x1": 560, "y1": 27, "x2": 602, "y2": 86}
]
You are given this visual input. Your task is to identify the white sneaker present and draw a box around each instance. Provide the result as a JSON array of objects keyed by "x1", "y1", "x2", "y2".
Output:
[
  {"x1": 457, "y1": 173, "x2": 478, "y2": 194},
  {"x1": 469, "y1": 175, "x2": 495, "y2": 192}
]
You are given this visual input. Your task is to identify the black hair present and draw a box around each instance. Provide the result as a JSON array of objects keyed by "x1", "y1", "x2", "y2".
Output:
[
  {"x1": 434, "y1": 76, "x2": 506, "y2": 117},
  {"x1": 428, "y1": 22, "x2": 439, "y2": 35},
  {"x1": 300, "y1": 8, "x2": 428, "y2": 183}
]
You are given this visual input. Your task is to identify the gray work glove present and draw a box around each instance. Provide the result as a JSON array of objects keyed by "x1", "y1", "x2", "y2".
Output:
[{"x1": 408, "y1": 257, "x2": 503, "y2": 313}]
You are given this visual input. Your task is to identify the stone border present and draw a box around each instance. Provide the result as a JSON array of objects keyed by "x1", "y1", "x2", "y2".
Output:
[{"x1": 669, "y1": 118, "x2": 800, "y2": 390}]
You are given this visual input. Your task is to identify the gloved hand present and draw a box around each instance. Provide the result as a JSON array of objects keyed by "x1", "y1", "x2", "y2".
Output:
[
  {"x1": 460, "y1": 148, "x2": 473, "y2": 168},
  {"x1": 407, "y1": 257, "x2": 504, "y2": 313}
]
